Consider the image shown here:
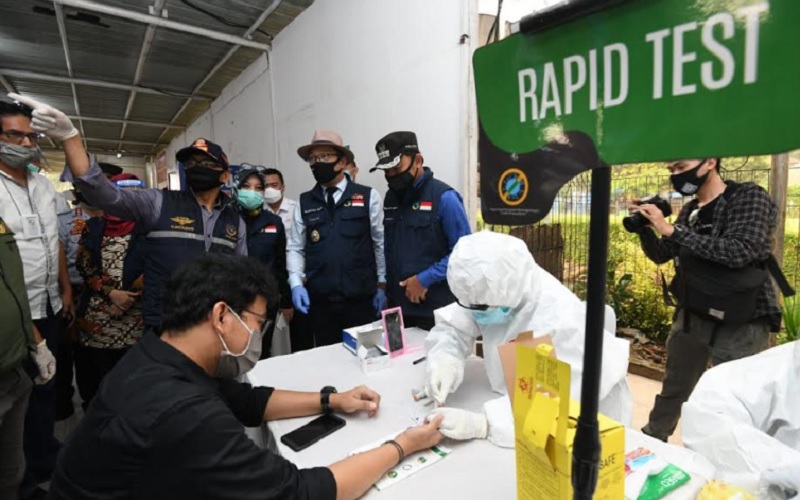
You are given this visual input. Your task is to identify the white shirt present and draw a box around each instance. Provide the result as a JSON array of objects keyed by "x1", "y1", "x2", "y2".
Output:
[
  {"x1": 287, "y1": 177, "x2": 386, "y2": 289},
  {"x1": 266, "y1": 196, "x2": 297, "y2": 240},
  {"x1": 0, "y1": 169, "x2": 63, "y2": 319}
]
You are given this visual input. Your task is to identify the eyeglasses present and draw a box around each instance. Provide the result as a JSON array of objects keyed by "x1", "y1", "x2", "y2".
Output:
[
  {"x1": 455, "y1": 298, "x2": 491, "y2": 311},
  {"x1": 307, "y1": 153, "x2": 341, "y2": 165},
  {"x1": 184, "y1": 158, "x2": 223, "y2": 170},
  {"x1": 243, "y1": 309, "x2": 273, "y2": 335},
  {"x1": 1, "y1": 130, "x2": 42, "y2": 145}
]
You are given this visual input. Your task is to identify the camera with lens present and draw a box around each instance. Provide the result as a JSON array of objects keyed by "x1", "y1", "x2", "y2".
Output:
[{"x1": 623, "y1": 195, "x2": 672, "y2": 233}]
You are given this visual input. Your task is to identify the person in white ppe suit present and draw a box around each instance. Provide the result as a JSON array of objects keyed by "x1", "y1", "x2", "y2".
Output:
[
  {"x1": 681, "y1": 340, "x2": 800, "y2": 499},
  {"x1": 424, "y1": 231, "x2": 632, "y2": 447}
]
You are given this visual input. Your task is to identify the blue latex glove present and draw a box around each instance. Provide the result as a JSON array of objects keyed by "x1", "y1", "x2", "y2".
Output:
[
  {"x1": 291, "y1": 286, "x2": 310, "y2": 314},
  {"x1": 373, "y1": 288, "x2": 388, "y2": 316}
]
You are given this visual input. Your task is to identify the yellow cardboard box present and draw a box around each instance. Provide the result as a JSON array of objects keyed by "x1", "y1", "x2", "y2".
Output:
[{"x1": 514, "y1": 343, "x2": 625, "y2": 500}]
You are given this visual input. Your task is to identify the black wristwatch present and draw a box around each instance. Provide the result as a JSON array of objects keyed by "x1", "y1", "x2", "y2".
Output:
[{"x1": 320, "y1": 386, "x2": 337, "y2": 414}]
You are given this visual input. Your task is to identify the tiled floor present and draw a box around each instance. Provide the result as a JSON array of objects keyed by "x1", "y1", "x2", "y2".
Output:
[{"x1": 628, "y1": 373, "x2": 683, "y2": 446}]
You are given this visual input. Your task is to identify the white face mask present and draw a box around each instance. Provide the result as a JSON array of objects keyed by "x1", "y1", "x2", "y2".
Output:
[
  {"x1": 263, "y1": 187, "x2": 282, "y2": 204},
  {"x1": 218, "y1": 306, "x2": 255, "y2": 358}
]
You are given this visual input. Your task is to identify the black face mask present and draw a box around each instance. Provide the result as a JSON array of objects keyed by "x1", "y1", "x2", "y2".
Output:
[
  {"x1": 73, "y1": 191, "x2": 96, "y2": 209},
  {"x1": 670, "y1": 160, "x2": 709, "y2": 196},
  {"x1": 186, "y1": 166, "x2": 223, "y2": 192},
  {"x1": 386, "y1": 162, "x2": 416, "y2": 194},
  {"x1": 311, "y1": 160, "x2": 340, "y2": 185}
]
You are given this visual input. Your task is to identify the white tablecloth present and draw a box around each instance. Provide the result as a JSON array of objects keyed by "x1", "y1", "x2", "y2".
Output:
[{"x1": 248, "y1": 328, "x2": 715, "y2": 499}]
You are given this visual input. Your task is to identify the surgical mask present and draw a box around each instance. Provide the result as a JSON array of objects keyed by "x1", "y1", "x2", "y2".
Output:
[
  {"x1": 311, "y1": 160, "x2": 340, "y2": 184},
  {"x1": 237, "y1": 189, "x2": 264, "y2": 211},
  {"x1": 472, "y1": 306, "x2": 513, "y2": 325},
  {"x1": 0, "y1": 143, "x2": 42, "y2": 169},
  {"x1": 217, "y1": 306, "x2": 255, "y2": 358},
  {"x1": 216, "y1": 328, "x2": 263, "y2": 378},
  {"x1": 263, "y1": 187, "x2": 282, "y2": 204},
  {"x1": 26, "y1": 163, "x2": 39, "y2": 174},
  {"x1": 185, "y1": 166, "x2": 223, "y2": 192},
  {"x1": 671, "y1": 160, "x2": 709, "y2": 196},
  {"x1": 386, "y1": 167, "x2": 416, "y2": 194}
]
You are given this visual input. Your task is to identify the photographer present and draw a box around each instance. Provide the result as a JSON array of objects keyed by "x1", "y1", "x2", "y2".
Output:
[{"x1": 633, "y1": 157, "x2": 781, "y2": 443}]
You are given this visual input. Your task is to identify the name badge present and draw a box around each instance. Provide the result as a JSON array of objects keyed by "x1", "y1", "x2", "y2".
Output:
[{"x1": 21, "y1": 214, "x2": 43, "y2": 239}]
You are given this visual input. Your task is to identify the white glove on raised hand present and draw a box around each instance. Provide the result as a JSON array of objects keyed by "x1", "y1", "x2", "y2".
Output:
[
  {"x1": 7, "y1": 93, "x2": 78, "y2": 141},
  {"x1": 429, "y1": 407, "x2": 488, "y2": 441},
  {"x1": 424, "y1": 354, "x2": 465, "y2": 406},
  {"x1": 760, "y1": 464, "x2": 800, "y2": 500},
  {"x1": 30, "y1": 340, "x2": 56, "y2": 384}
]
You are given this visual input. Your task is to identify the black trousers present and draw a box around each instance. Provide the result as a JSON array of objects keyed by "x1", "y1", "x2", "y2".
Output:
[
  {"x1": 309, "y1": 294, "x2": 377, "y2": 347},
  {"x1": 74, "y1": 345, "x2": 129, "y2": 411},
  {"x1": 21, "y1": 301, "x2": 61, "y2": 496},
  {"x1": 290, "y1": 310, "x2": 314, "y2": 353}
]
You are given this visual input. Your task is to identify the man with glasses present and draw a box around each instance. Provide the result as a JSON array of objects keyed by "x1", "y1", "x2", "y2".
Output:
[
  {"x1": 9, "y1": 91, "x2": 248, "y2": 337},
  {"x1": 287, "y1": 130, "x2": 387, "y2": 347},
  {"x1": 0, "y1": 98, "x2": 66, "y2": 499},
  {"x1": 634, "y1": 157, "x2": 780, "y2": 443}
]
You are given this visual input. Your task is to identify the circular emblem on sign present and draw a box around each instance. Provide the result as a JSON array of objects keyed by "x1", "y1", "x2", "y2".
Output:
[
  {"x1": 498, "y1": 168, "x2": 528, "y2": 206},
  {"x1": 311, "y1": 229, "x2": 320, "y2": 243},
  {"x1": 412, "y1": 201, "x2": 420, "y2": 210}
]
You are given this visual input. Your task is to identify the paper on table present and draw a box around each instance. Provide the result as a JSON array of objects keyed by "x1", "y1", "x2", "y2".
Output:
[{"x1": 348, "y1": 430, "x2": 453, "y2": 491}]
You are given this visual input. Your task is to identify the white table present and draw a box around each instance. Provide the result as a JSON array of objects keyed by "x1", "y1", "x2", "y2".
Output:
[{"x1": 248, "y1": 328, "x2": 715, "y2": 499}]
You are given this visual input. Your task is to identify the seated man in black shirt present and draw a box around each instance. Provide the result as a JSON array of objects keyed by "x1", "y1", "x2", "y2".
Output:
[{"x1": 48, "y1": 254, "x2": 443, "y2": 500}]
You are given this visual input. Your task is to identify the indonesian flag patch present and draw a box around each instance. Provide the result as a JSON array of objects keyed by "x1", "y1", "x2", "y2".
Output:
[
  {"x1": 262, "y1": 225, "x2": 278, "y2": 234},
  {"x1": 351, "y1": 198, "x2": 365, "y2": 208},
  {"x1": 419, "y1": 201, "x2": 433, "y2": 211}
]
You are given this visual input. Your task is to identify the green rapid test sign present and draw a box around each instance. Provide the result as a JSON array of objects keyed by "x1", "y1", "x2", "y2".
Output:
[{"x1": 474, "y1": 0, "x2": 800, "y2": 224}]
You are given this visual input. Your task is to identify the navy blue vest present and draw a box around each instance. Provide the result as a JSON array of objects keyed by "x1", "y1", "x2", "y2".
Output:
[
  {"x1": 299, "y1": 182, "x2": 376, "y2": 299},
  {"x1": 143, "y1": 191, "x2": 241, "y2": 327},
  {"x1": 243, "y1": 209, "x2": 284, "y2": 278},
  {"x1": 384, "y1": 169, "x2": 457, "y2": 317},
  {"x1": 77, "y1": 217, "x2": 146, "y2": 317}
]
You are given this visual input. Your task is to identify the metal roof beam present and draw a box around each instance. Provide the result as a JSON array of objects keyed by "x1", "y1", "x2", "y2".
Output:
[
  {"x1": 53, "y1": 2, "x2": 87, "y2": 150},
  {"x1": 66, "y1": 115, "x2": 184, "y2": 129},
  {"x1": 52, "y1": 0, "x2": 271, "y2": 52},
  {"x1": 118, "y1": 0, "x2": 167, "y2": 151},
  {"x1": 0, "y1": 69, "x2": 212, "y2": 101},
  {"x1": 151, "y1": 0, "x2": 282, "y2": 152},
  {"x1": 84, "y1": 137, "x2": 166, "y2": 146}
]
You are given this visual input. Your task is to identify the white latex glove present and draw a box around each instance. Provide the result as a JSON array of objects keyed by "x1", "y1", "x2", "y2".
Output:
[
  {"x1": 8, "y1": 93, "x2": 79, "y2": 141},
  {"x1": 429, "y1": 407, "x2": 488, "y2": 440},
  {"x1": 424, "y1": 354, "x2": 464, "y2": 406},
  {"x1": 30, "y1": 340, "x2": 56, "y2": 385},
  {"x1": 760, "y1": 464, "x2": 800, "y2": 500}
]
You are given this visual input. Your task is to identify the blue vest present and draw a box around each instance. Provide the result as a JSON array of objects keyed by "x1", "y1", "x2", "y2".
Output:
[
  {"x1": 299, "y1": 182, "x2": 376, "y2": 299},
  {"x1": 243, "y1": 209, "x2": 284, "y2": 278},
  {"x1": 79, "y1": 217, "x2": 146, "y2": 317},
  {"x1": 143, "y1": 191, "x2": 240, "y2": 327},
  {"x1": 384, "y1": 169, "x2": 457, "y2": 317}
]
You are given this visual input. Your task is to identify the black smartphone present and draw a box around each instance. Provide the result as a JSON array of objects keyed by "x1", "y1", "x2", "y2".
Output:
[
  {"x1": 384, "y1": 309, "x2": 404, "y2": 353},
  {"x1": 280, "y1": 414, "x2": 346, "y2": 452}
]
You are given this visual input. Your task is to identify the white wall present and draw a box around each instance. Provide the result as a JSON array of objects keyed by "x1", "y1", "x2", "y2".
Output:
[{"x1": 164, "y1": 0, "x2": 477, "y2": 207}]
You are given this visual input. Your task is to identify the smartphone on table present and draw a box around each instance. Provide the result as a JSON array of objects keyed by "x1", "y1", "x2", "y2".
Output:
[
  {"x1": 382, "y1": 307, "x2": 406, "y2": 357},
  {"x1": 280, "y1": 414, "x2": 347, "y2": 452}
]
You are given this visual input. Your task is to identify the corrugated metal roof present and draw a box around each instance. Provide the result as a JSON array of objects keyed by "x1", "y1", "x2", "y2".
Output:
[{"x1": 0, "y1": 0, "x2": 313, "y2": 157}]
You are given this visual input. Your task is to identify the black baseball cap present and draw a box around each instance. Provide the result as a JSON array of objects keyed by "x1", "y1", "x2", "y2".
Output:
[
  {"x1": 371, "y1": 131, "x2": 419, "y2": 172},
  {"x1": 176, "y1": 138, "x2": 229, "y2": 168}
]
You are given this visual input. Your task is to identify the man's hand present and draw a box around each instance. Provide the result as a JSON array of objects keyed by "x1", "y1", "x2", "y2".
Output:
[
  {"x1": 400, "y1": 275, "x2": 427, "y2": 304},
  {"x1": 637, "y1": 203, "x2": 674, "y2": 237},
  {"x1": 61, "y1": 289, "x2": 75, "y2": 326},
  {"x1": 395, "y1": 414, "x2": 444, "y2": 455},
  {"x1": 109, "y1": 290, "x2": 139, "y2": 311},
  {"x1": 8, "y1": 93, "x2": 78, "y2": 141},
  {"x1": 30, "y1": 340, "x2": 56, "y2": 385},
  {"x1": 291, "y1": 286, "x2": 310, "y2": 314},
  {"x1": 372, "y1": 288, "x2": 387, "y2": 316},
  {"x1": 280, "y1": 308, "x2": 294, "y2": 324},
  {"x1": 330, "y1": 385, "x2": 381, "y2": 417}
]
